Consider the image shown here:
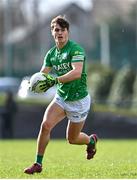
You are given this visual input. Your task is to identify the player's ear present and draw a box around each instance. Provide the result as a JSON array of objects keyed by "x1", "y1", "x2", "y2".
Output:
[{"x1": 51, "y1": 30, "x2": 53, "y2": 36}]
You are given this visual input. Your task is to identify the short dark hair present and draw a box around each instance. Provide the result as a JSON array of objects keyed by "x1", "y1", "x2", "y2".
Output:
[{"x1": 51, "y1": 15, "x2": 69, "y2": 30}]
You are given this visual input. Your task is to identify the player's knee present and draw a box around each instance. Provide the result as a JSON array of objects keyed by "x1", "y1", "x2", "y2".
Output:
[{"x1": 41, "y1": 121, "x2": 52, "y2": 133}]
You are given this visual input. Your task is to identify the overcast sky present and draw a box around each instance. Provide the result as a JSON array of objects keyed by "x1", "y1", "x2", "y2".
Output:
[
  {"x1": 23, "y1": 0, "x2": 92, "y2": 22},
  {"x1": 38, "y1": 0, "x2": 92, "y2": 14},
  {"x1": 39, "y1": 0, "x2": 92, "y2": 11}
]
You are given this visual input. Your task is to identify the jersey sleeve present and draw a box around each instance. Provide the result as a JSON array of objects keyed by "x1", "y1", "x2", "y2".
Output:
[
  {"x1": 70, "y1": 44, "x2": 85, "y2": 63},
  {"x1": 42, "y1": 51, "x2": 52, "y2": 68}
]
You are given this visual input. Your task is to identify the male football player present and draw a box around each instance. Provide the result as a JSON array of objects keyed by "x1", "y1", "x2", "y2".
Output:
[{"x1": 24, "y1": 15, "x2": 98, "y2": 174}]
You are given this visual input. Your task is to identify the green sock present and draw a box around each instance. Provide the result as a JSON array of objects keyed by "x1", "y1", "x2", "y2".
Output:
[
  {"x1": 36, "y1": 155, "x2": 43, "y2": 165},
  {"x1": 89, "y1": 138, "x2": 95, "y2": 145}
]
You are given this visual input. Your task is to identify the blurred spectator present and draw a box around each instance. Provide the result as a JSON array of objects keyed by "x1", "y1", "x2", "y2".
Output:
[{"x1": 1, "y1": 91, "x2": 17, "y2": 139}]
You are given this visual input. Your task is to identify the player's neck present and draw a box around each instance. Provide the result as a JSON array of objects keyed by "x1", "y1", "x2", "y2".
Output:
[{"x1": 56, "y1": 40, "x2": 68, "y2": 49}]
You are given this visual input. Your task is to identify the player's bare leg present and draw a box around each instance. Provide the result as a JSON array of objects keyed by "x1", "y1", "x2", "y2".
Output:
[
  {"x1": 24, "y1": 102, "x2": 66, "y2": 174},
  {"x1": 66, "y1": 120, "x2": 89, "y2": 144},
  {"x1": 37, "y1": 102, "x2": 65, "y2": 155},
  {"x1": 66, "y1": 120, "x2": 98, "y2": 159}
]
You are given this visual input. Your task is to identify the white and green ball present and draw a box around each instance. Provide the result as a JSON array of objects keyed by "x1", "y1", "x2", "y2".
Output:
[{"x1": 29, "y1": 72, "x2": 46, "y2": 93}]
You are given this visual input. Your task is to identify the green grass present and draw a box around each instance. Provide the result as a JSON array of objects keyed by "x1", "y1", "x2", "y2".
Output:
[{"x1": 0, "y1": 139, "x2": 137, "y2": 179}]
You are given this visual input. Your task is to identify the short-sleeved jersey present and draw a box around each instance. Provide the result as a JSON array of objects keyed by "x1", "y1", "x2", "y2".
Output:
[{"x1": 42, "y1": 40, "x2": 88, "y2": 101}]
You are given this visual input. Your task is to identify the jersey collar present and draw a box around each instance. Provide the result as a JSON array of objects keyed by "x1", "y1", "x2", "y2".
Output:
[{"x1": 56, "y1": 40, "x2": 70, "y2": 53}]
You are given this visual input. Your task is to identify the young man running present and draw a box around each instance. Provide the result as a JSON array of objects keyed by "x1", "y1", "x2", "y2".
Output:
[{"x1": 24, "y1": 15, "x2": 98, "y2": 174}]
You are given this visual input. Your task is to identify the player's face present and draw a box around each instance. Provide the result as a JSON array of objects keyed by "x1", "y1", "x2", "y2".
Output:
[{"x1": 51, "y1": 24, "x2": 69, "y2": 48}]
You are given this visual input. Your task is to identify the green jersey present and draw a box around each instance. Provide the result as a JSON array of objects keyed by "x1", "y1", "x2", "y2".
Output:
[{"x1": 43, "y1": 40, "x2": 88, "y2": 101}]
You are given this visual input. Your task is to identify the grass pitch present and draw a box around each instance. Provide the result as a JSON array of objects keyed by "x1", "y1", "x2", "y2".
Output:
[{"x1": 0, "y1": 139, "x2": 137, "y2": 179}]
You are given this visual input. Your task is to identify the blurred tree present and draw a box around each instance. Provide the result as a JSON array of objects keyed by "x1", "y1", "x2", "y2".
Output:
[
  {"x1": 88, "y1": 63, "x2": 114, "y2": 103},
  {"x1": 132, "y1": 72, "x2": 137, "y2": 110},
  {"x1": 108, "y1": 65, "x2": 136, "y2": 108}
]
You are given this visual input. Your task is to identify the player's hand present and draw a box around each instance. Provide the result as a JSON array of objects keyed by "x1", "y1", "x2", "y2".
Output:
[{"x1": 39, "y1": 74, "x2": 58, "y2": 92}]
